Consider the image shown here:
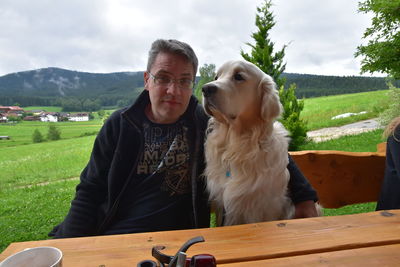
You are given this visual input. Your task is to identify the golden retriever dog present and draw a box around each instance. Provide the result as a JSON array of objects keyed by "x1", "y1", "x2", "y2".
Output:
[{"x1": 202, "y1": 60, "x2": 295, "y2": 226}]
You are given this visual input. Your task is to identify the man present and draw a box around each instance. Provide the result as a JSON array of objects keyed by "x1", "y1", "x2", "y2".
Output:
[{"x1": 50, "y1": 39, "x2": 318, "y2": 238}]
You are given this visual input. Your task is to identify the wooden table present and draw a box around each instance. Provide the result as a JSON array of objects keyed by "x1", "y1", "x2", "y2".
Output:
[{"x1": 1, "y1": 210, "x2": 400, "y2": 266}]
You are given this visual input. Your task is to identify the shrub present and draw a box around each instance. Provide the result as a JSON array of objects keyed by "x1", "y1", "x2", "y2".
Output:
[
  {"x1": 47, "y1": 124, "x2": 61, "y2": 141},
  {"x1": 32, "y1": 129, "x2": 44, "y2": 143}
]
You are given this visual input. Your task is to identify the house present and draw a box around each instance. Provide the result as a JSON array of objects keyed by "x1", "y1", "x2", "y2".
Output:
[
  {"x1": 40, "y1": 112, "x2": 58, "y2": 122},
  {"x1": 68, "y1": 113, "x2": 89, "y2": 122},
  {"x1": 0, "y1": 113, "x2": 7, "y2": 123},
  {"x1": 27, "y1": 109, "x2": 45, "y2": 116},
  {"x1": 23, "y1": 115, "x2": 40, "y2": 121},
  {"x1": 5, "y1": 112, "x2": 20, "y2": 119},
  {"x1": 0, "y1": 106, "x2": 24, "y2": 116},
  {"x1": 58, "y1": 112, "x2": 70, "y2": 122}
]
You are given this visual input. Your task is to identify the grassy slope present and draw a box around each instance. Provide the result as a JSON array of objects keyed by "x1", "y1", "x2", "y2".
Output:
[
  {"x1": 23, "y1": 106, "x2": 63, "y2": 112},
  {"x1": 301, "y1": 90, "x2": 389, "y2": 130},
  {"x1": 0, "y1": 136, "x2": 94, "y2": 189},
  {"x1": 0, "y1": 120, "x2": 102, "y2": 148},
  {"x1": 0, "y1": 137, "x2": 93, "y2": 252}
]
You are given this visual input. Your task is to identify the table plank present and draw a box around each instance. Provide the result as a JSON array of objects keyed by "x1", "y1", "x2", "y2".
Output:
[
  {"x1": 1, "y1": 210, "x2": 400, "y2": 266},
  {"x1": 219, "y1": 244, "x2": 400, "y2": 266}
]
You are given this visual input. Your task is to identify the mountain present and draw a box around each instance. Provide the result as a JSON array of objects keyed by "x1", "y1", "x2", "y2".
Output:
[
  {"x1": 282, "y1": 73, "x2": 399, "y2": 98},
  {"x1": 0, "y1": 67, "x2": 144, "y2": 98}
]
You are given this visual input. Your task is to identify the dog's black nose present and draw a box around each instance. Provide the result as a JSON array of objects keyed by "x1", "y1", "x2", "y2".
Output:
[{"x1": 202, "y1": 84, "x2": 217, "y2": 97}]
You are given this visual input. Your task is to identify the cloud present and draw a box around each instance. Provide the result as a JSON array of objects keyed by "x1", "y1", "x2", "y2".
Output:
[{"x1": 0, "y1": 0, "x2": 376, "y2": 77}]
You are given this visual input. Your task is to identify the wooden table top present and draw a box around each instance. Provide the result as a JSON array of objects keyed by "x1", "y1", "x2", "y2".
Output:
[{"x1": 1, "y1": 210, "x2": 400, "y2": 266}]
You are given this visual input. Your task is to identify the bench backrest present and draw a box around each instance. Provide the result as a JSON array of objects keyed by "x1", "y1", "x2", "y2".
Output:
[{"x1": 289, "y1": 143, "x2": 386, "y2": 208}]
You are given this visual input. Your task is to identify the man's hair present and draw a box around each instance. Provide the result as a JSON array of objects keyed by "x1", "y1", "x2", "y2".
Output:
[{"x1": 147, "y1": 39, "x2": 198, "y2": 76}]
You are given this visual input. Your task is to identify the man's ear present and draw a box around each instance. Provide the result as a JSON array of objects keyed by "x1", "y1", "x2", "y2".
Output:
[
  {"x1": 260, "y1": 75, "x2": 282, "y2": 122},
  {"x1": 144, "y1": 71, "x2": 150, "y2": 91}
]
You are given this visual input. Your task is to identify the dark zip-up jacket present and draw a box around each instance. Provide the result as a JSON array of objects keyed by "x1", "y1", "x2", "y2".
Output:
[
  {"x1": 50, "y1": 90, "x2": 317, "y2": 238},
  {"x1": 376, "y1": 125, "x2": 400, "y2": 210}
]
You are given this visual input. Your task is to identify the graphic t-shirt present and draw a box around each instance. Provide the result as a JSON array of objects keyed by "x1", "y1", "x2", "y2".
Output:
[{"x1": 104, "y1": 117, "x2": 192, "y2": 234}]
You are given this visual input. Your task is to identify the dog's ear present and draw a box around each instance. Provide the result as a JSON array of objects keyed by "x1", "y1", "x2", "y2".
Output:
[{"x1": 259, "y1": 75, "x2": 283, "y2": 122}]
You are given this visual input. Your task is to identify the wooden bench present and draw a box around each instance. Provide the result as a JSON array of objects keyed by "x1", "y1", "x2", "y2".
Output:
[{"x1": 289, "y1": 143, "x2": 387, "y2": 208}]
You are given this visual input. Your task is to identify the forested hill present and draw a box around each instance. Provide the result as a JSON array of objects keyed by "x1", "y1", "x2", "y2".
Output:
[
  {"x1": 283, "y1": 73, "x2": 399, "y2": 98},
  {"x1": 0, "y1": 67, "x2": 398, "y2": 108},
  {"x1": 0, "y1": 67, "x2": 144, "y2": 107}
]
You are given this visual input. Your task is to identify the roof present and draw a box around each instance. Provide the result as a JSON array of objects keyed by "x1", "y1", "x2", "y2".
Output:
[{"x1": 0, "y1": 106, "x2": 24, "y2": 111}]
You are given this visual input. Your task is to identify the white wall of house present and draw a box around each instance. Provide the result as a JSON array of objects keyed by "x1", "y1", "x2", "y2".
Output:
[
  {"x1": 68, "y1": 115, "x2": 89, "y2": 122},
  {"x1": 40, "y1": 114, "x2": 58, "y2": 122}
]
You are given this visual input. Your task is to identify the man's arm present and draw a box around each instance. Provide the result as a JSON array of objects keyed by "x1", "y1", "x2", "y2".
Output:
[{"x1": 287, "y1": 154, "x2": 320, "y2": 218}]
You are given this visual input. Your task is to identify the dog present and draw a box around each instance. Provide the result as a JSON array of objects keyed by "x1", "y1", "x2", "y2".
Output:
[{"x1": 202, "y1": 60, "x2": 306, "y2": 226}]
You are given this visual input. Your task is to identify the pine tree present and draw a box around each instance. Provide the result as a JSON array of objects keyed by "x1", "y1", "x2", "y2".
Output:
[
  {"x1": 279, "y1": 84, "x2": 307, "y2": 150},
  {"x1": 241, "y1": 0, "x2": 307, "y2": 150}
]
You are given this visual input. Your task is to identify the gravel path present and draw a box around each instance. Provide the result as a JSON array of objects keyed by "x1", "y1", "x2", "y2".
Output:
[{"x1": 307, "y1": 119, "x2": 383, "y2": 142}]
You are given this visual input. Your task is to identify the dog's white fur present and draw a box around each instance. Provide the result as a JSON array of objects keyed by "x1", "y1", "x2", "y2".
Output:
[{"x1": 202, "y1": 60, "x2": 295, "y2": 226}]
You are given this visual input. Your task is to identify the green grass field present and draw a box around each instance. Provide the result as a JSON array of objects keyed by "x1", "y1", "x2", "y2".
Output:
[
  {"x1": 0, "y1": 91, "x2": 388, "y2": 252},
  {"x1": 0, "y1": 120, "x2": 102, "y2": 148},
  {"x1": 0, "y1": 136, "x2": 95, "y2": 189},
  {"x1": 301, "y1": 90, "x2": 389, "y2": 130},
  {"x1": 23, "y1": 106, "x2": 63, "y2": 112},
  {"x1": 299, "y1": 128, "x2": 385, "y2": 152}
]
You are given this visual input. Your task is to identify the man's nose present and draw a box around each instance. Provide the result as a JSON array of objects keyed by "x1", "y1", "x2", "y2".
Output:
[{"x1": 166, "y1": 82, "x2": 182, "y2": 95}]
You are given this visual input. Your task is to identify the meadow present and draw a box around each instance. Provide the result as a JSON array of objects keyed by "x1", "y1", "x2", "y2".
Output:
[
  {"x1": 301, "y1": 89, "x2": 389, "y2": 130},
  {"x1": 0, "y1": 90, "x2": 389, "y2": 252},
  {"x1": 0, "y1": 120, "x2": 102, "y2": 148}
]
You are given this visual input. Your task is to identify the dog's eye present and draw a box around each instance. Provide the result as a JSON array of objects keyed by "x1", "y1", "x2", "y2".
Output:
[{"x1": 234, "y1": 73, "x2": 244, "y2": 81}]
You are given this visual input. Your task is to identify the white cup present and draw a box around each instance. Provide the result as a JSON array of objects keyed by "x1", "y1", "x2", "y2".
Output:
[{"x1": 0, "y1": 246, "x2": 62, "y2": 267}]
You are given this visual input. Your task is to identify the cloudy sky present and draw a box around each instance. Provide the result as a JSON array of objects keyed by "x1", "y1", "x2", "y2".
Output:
[{"x1": 0, "y1": 0, "x2": 376, "y2": 77}]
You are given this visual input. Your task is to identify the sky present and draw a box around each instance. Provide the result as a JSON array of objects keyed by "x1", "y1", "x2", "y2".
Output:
[{"x1": 0, "y1": 0, "x2": 378, "y2": 77}]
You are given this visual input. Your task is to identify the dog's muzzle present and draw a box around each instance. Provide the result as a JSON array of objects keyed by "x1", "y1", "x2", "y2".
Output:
[{"x1": 202, "y1": 83, "x2": 217, "y2": 98}]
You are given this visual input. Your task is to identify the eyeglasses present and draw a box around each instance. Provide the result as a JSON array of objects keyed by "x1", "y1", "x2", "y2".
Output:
[{"x1": 149, "y1": 73, "x2": 194, "y2": 90}]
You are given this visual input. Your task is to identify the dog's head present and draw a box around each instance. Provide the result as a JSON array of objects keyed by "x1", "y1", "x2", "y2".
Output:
[{"x1": 202, "y1": 60, "x2": 282, "y2": 129}]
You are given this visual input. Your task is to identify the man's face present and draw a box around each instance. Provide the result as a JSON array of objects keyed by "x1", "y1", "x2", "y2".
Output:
[{"x1": 144, "y1": 52, "x2": 194, "y2": 124}]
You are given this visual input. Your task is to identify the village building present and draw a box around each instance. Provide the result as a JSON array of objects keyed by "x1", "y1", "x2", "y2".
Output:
[
  {"x1": 0, "y1": 113, "x2": 7, "y2": 123},
  {"x1": 40, "y1": 112, "x2": 58, "y2": 122},
  {"x1": 23, "y1": 115, "x2": 40, "y2": 121},
  {"x1": 27, "y1": 109, "x2": 46, "y2": 116},
  {"x1": 0, "y1": 106, "x2": 24, "y2": 115},
  {"x1": 68, "y1": 113, "x2": 89, "y2": 122}
]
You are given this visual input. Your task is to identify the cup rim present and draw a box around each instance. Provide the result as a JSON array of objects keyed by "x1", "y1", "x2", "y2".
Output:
[{"x1": 0, "y1": 246, "x2": 62, "y2": 267}]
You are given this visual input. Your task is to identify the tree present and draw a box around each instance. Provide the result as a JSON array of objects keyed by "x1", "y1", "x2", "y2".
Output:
[
  {"x1": 82, "y1": 99, "x2": 101, "y2": 111},
  {"x1": 355, "y1": 0, "x2": 400, "y2": 78},
  {"x1": 97, "y1": 109, "x2": 105, "y2": 119},
  {"x1": 379, "y1": 82, "x2": 400, "y2": 126},
  {"x1": 47, "y1": 124, "x2": 61, "y2": 141},
  {"x1": 194, "y1": 63, "x2": 216, "y2": 100},
  {"x1": 32, "y1": 129, "x2": 44, "y2": 143},
  {"x1": 241, "y1": 0, "x2": 307, "y2": 150},
  {"x1": 279, "y1": 84, "x2": 307, "y2": 150},
  {"x1": 241, "y1": 0, "x2": 286, "y2": 89}
]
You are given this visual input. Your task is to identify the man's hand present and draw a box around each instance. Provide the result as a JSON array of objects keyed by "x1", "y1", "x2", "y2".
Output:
[{"x1": 294, "y1": 200, "x2": 320, "y2": 218}]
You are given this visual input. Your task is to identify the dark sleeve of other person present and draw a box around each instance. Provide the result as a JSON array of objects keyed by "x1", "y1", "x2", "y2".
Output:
[
  {"x1": 376, "y1": 125, "x2": 400, "y2": 210},
  {"x1": 287, "y1": 154, "x2": 319, "y2": 204}
]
